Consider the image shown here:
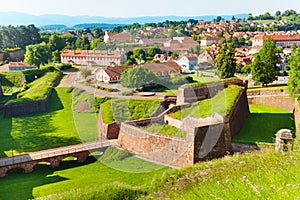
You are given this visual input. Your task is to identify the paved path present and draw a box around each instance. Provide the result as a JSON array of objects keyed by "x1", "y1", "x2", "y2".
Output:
[
  {"x1": 58, "y1": 71, "x2": 165, "y2": 100},
  {"x1": 0, "y1": 140, "x2": 117, "y2": 167}
]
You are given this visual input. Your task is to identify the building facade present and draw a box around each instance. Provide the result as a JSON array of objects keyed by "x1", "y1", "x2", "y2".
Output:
[
  {"x1": 252, "y1": 35, "x2": 300, "y2": 48},
  {"x1": 61, "y1": 49, "x2": 127, "y2": 66}
]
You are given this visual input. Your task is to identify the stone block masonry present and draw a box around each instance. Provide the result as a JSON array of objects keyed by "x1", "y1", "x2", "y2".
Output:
[{"x1": 3, "y1": 89, "x2": 53, "y2": 118}]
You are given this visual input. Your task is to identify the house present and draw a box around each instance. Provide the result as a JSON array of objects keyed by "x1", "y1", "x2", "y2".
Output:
[
  {"x1": 176, "y1": 55, "x2": 199, "y2": 71},
  {"x1": 61, "y1": 49, "x2": 127, "y2": 66},
  {"x1": 95, "y1": 62, "x2": 181, "y2": 83},
  {"x1": 252, "y1": 35, "x2": 300, "y2": 48},
  {"x1": 108, "y1": 32, "x2": 132, "y2": 44},
  {"x1": 96, "y1": 65, "x2": 132, "y2": 83},
  {"x1": 142, "y1": 62, "x2": 181, "y2": 76},
  {"x1": 198, "y1": 53, "x2": 215, "y2": 69},
  {"x1": 164, "y1": 37, "x2": 199, "y2": 52},
  {"x1": 8, "y1": 62, "x2": 37, "y2": 71},
  {"x1": 138, "y1": 38, "x2": 168, "y2": 45},
  {"x1": 200, "y1": 37, "x2": 221, "y2": 46}
]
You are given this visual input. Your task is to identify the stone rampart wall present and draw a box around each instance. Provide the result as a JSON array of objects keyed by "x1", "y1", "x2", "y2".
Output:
[{"x1": 3, "y1": 89, "x2": 53, "y2": 118}]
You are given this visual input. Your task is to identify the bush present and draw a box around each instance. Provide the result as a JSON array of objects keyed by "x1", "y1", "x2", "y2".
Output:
[
  {"x1": 56, "y1": 63, "x2": 73, "y2": 71},
  {"x1": 121, "y1": 90, "x2": 134, "y2": 96},
  {"x1": 80, "y1": 69, "x2": 92, "y2": 78},
  {"x1": 97, "y1": 85, "x2": 118, "y2": 92}
]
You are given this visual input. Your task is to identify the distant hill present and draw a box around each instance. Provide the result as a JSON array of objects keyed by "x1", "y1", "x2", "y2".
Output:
[{"x1": 0, "y1": 12, "x2": 247, "y2": 27}]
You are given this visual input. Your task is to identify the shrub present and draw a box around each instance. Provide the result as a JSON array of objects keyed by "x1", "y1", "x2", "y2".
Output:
[
  {"x1": 121, "y1": 90, "x2": 134, "y2": 96},
  {"x1": 97, "y1": 85, "x2": 118, "y2": 92},
  {"x1": 80, "y1": 69, "x2": 92, "y2": 78}
]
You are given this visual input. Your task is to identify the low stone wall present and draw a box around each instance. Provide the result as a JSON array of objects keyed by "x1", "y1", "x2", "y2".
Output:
[
  {"x1": 3, "y1": 89, "x2": 53, "y2": 118},
  {"x1": 118, "y1": 123, "x2": 194, "y2": 167},
  {"x1": 248, "y1": 95, "x2": 295, "y2": 112},
  {"x1": 247, "y1": 89, "x2": 288, "y2": 96},
  {"x1": 98, "y1": 107, "x2": 119, "y2": 139},
  {"x1": 177, "y1": 80, "x2": 244, "y2": 104}
]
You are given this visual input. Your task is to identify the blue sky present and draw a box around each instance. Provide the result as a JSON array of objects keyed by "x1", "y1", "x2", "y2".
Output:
[{"x1": 0, "y1": 0, "x2": 299, "y2": 17}]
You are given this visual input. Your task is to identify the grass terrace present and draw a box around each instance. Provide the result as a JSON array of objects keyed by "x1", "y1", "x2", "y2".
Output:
[
  {"x1": 6, "y1": 71, "x2": 62, "y2": 104},
  {"x1": 0, "y1": 87, "x2": 98, "y2": 157},
  {"x1": 0, "y1": 147, "x2": 169, "y2": 200},
  {"x1": 0, "y1": 71, "x2": 22, "y2": 94},
  {"x1": 233, "y1": 104, "x2": 295, "y2": 144},
  {"x1": 101, "y1": 98, "x2": 161, "y2": 124},
  {"x1": 170, "y1": 85, "x2": 242, "y2": 120},
  {"x1": 141, "y1": 123, "x2": 186, "y2": 138},
  {"x1": 248, "y1": 84, "x2": 288, "y2": 91},
  {"x1": 146, "y1": 141, "x2": 300, "y2": 199}
]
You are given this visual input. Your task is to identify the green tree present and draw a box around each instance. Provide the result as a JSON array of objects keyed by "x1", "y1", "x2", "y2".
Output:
[
  {"x1": 24, "y1": 43, "x2": 50, "y2": 69},
  {"x1": 288, "y1": 48, "x2": 300, "y2": 97},
  {"x1": 90, "y1": 38, "x2": 103, "y2": 50},
  {"x1": 121, "y1": 66, "x2": 157, "y2": 88},
  {"x1": 48, "y1": 34, "x2": 66, "y2": 51},
  {"x1": 133, "y1": 48, "x2": 146, "y2": 63},
  {"x1": 215, "y1": 42, "x2": 236, "y2": 78},
  {"x1": 52, "y1": 50, "x2": 61, "y2": 63},
  {"x1": 251, "y1": 38, "x2": 279, "y2": 86},
  {"x1": 147, "y1": 47, "x2": 162, "y2": 58}
]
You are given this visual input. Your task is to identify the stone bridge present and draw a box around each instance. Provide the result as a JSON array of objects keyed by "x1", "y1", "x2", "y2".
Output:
[{"x1": 0, "y1": 140, "x2": 117, "y2": 177}]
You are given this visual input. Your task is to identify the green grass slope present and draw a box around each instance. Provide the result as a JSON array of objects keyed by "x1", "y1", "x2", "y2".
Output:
[
  {"x1": 233, "y1": 104, "x2": 295, "y2": 144},
  {"x1": 0, "y1": 147, "x2": 168, "y2": 200},
  {"x1": 101, "y1": 98, "x2": 161, "y2": 124},
  {"x1": 0, "y1": 87, "x2": 98, "y2": 157},
  {"x1": 170, "y1": 85, "x2": 242, "y2": 119},
  {"x1": 145, "y1": 141, "x2": 300, "y2": 199}
]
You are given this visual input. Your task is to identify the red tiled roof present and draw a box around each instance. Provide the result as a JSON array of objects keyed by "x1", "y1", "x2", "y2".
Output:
[{"x1": 254, "y1": 35, "x2": 300, "y2": 41}]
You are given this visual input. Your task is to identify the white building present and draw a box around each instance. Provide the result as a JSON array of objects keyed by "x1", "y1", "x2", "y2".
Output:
[{"x1": 61, "y1": 49, "x2": 126, "y2": 66}]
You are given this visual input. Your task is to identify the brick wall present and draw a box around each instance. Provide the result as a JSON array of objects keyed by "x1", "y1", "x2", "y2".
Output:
[
  {"x1": 118, "y1": 122, "x2": 194, "y2": 167},
  {"x1": 177, "y1": 80, "x2": 244, "y2": 104},
  {"x1": 98, "y1": 107, "x2": 120, "y2": 139},
  {"x1": 248, "y1": 96, "x2": 295, "y2": 112}
]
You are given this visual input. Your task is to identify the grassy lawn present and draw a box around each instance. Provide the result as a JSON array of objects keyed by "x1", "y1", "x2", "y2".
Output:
[
  {"x1": 101, "y1": 98, "x2": 161, "y2": 124},
  {"x1": 188, "y1": 74, "x2": 219, "y2": 83},
  {"x1": 146, "y1": 141, "x2": 300, "y2": 199},
  {"x1": 233, "y1": 104, "x2": 295, "y2": 144},
  {"x1": 248, "y1": 84, "x2": 288, "y2": 91},
  {"x1": 170, "y1": 85, "x2": 242, "y2": 120},
  {"x1": 141, "y1": 123, "x2": 186, "y2": 138},
  {"x1": 0, "y1": 147, "x2": 169, "y2": 200},
  {"x1": 0, "y1": 87, "x2": 98, "y2": 157}
]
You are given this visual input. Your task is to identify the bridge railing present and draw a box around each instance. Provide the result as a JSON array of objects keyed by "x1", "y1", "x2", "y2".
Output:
[{"x1": 0, "y1": 140, "x2": 116, "y2": 167}]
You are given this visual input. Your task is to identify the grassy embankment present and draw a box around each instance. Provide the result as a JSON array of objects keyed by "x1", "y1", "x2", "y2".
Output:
[
  {"x1": 146, "y1": 140, "x2": 300, "y2": 199},
  {"x1": 0, "y1": 87, "x2": 98, "y2": 157},
  {"x1": 233, "y1": 104, "x2": 295, "y2": 144},
  {"x1": 170, "y1": 84, "x2": 242, "y2": 119},
  {"x1": 101, "y1": 98, "x2": 161, "y2": 124},
  {"x1": 0, "y1": 147, "x2": 169, "y2": 200}
]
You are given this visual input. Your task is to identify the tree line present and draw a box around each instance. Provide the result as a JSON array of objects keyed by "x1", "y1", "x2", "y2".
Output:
[{"x1": 0, "y1": 25, "x2": 41, "y2": 50}]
